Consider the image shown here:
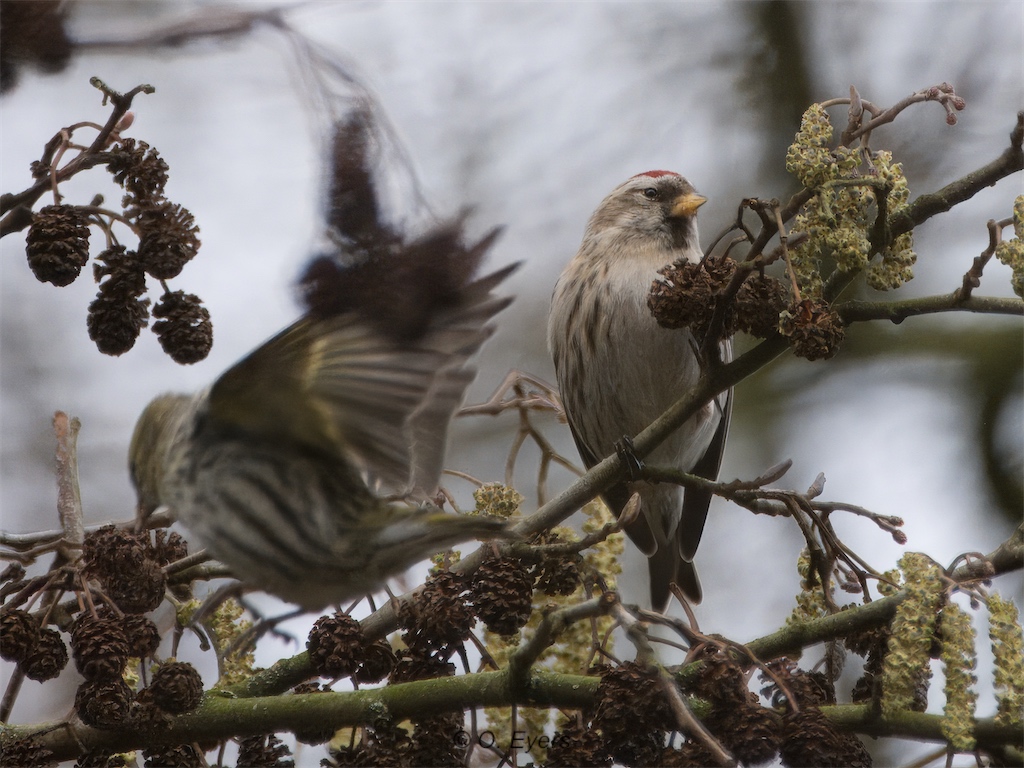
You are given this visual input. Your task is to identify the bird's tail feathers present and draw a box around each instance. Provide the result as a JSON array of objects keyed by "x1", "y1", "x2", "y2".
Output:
[{"x1": 648, "y1": 541, "x2": 702, "y2": 612}]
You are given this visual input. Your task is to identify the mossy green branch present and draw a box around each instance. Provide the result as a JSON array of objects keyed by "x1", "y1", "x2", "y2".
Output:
[
  {"x1": 822, "y1": 704, "x2": 1021, "y2": 752},
  {"x1": 10, "y1": 673, "x2": 1020, "y2": 762},
  {"x1": 2, "y1": 668, "x2": 600, "y2": 761}
]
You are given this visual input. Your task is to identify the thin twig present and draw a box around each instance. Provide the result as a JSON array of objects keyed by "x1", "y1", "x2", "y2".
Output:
[
  {"x1": 954, "y1": 217, "x2": 1013, "y2": 301},
  {"x1": 53, "y1": 411, "x2": 84, "y2": 562}
]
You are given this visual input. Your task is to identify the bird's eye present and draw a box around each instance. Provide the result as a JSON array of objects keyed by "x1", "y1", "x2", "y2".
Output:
[{"x1": 642, "y1": 187, "x2": 659, "y2": 200}]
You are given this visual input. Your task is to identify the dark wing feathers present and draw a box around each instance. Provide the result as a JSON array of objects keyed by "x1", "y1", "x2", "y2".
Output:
[{"x1": 677, "y1": 383, "x2": 732, "y2": 563}]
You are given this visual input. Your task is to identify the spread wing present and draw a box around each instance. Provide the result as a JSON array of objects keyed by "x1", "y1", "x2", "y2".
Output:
[{"x1": 206, "y1": 263, "x2": 516, "y2": 495}]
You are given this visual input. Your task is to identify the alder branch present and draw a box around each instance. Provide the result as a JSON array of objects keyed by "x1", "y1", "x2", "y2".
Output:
[
  {"x1": 837, "y1": 294, "x2": 1022, "y2": 325},
  {"x1": 821, "y1": 110, "x2": 1023, "y2": 305},
  {"x1": 641, "y1": 464, "x2": 906, "y2": 556},
  {"x1": 52, "y1": 412, "x2": 84, "y2": 560},
  {"x1": 0, "y1": 668, "x2": 590, "y2": 761},
  {"x1": 956, "y1": 217, "x2": 1013, "y2": 301},
  {"x1": 822, "y1": 705, "x2": 1021, "y2": 755},
  {"x1": 888, "y1": 110, "x2": 1023, "y2": 239},
  {"x1": 0, "y1": 81, "x2": 155, "y2": 236},
  {"x1": 743, "y1": 526, "x2": 1022, "y2": 664},
  {"x1": 828, "y1": 82, "x2": 967, "y2": 144},
  {"x1": 9, "y1": 688, "x2": 1016, "y2": 763},
  {"x1": 508, "y1": 597, "x2": 609, "y2": 684},
  {"x1": 0, "y1": 511, "x2": 173, "y2": 555}
]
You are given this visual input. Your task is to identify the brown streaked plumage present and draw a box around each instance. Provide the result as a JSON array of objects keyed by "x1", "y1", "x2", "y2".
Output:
[{"x1": 548, "y1": 171, "x2": 732, "y2": 611}]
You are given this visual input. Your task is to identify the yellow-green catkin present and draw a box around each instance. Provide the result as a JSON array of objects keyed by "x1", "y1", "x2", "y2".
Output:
[
  {"x1": 881, "y1": 553, "x2": 944, "y2": 717},
  {"x1": 995, "y1": 195, "x2": 1024, "y2": 298},
  {"x1": 939, "y1": 602, "x2": 978, "y2": 751},
  {"x1": 122, "y1": 661, "x2": 140, "y2": 690},
  {"x1": 442, "y1": 482, "x2": 522, "y2": 568},
  {"x1": 206, "y1": 597, "x2": 256, "y2": 686},
  {"x1": 988, "y1": 593, "x2": 1024, "y2": 728},
  {"x1": 865, "y1": 151, "x2": 916, "y2": 291},
  {"x1": 877, "y1": 568, "x2": 902, "y2": 597},
  {"x1": 787, "y1": 549, "x2": 831, "y2": 625},
  {"x1": 786, "y1": 104, "x2": 839, "y2": 190},
  {"x1": 473, "y1": 482, "x2": 523, "y2": 518},
  {"x1": 786, "y1": 104, "x2": 917, "y2": 296}
]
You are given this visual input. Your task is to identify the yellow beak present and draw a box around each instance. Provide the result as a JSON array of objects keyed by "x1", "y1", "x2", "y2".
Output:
[{"x1": 671, "y1": 192, "x2": 707, "y2": 218}]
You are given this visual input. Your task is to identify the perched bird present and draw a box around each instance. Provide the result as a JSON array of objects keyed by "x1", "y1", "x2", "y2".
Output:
[
  {"x1": 548, "y1": 170, "x2": 732, "y2": 611},
  {"x1": 129, "y1": 112, "x2": 515, "y2": 611}
]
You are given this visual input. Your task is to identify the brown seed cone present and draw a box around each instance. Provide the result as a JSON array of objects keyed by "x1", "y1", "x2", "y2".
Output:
[
  {"x1": 353, "y1": 639, "x2": 398, "y2": 684},
  {"x1": 684, "y1": 648, "x2": 750, "y2": 709},
  {"x1": 531, "y1": 532, "x2": 582, "y2": 596},
  {"x1": 21, "y1": 626, "x2": 68, "y2": 682},
  {"x1": 107, "y1": 138, "x2": 169, "y2": 203},
  {"x1": 762, "y1": 659, "x2": 837, "y2": 709},
  {"x1": 122, "y1": 614, "x2": 161, "y2": 659},
  {"x1": 135, "y1": 202, "x2": 200, "y2": 280},
  {"x1": 236, "y1": 734, "x2": 293, "y2": 767},
  {"x1": 610, "y1": 730, "x2": 666, "y2": 768},
  {"x1": 87, "y1": 245, "x2": 150, "y2": 357},
  {"x1": 545, "y1": 718, "x2": 612, "y2": 768},
  {"x1": 105, "y1": 558, "x2": 167, "y2": 615},
  {"x1": 845, "y1": 624, "x2": 890, "y2": 659},
  {"x1": 389, "y1": 649, "x2": 456, "y2": 684},
  {"x1": 592, "y1": 662, "x2": 674, "y2": 753},
  {"x1": 732, "y1": 273, "x2": 790, "y2": 338},
  {"x1": 140, "y1": 744, "x2": 202, "y2": 768},
  {"x1": 151, "y1": 289, "x2": 213, "y2": 365},
  {"x1": 851, "y1": 671, "x2": 875, "y2": 704},
  {"x1": 471, "y1": 553, "x2": 534, "y2": 636},
  {"x1": 779, "y1": 707, "x2": 872, "y2": 768},
  {"x1": 779, "y1": 298, "x2": 846, "y2": 361},
  {"x1": 307, "y1": 612, "x2": 365, "y2": 679},
  {"x1": 409, "y1": 711, "x2": 466, "y2": 767},
  {"x1": 74, "y1": 749, "x2": 132, "y2": 768},
  {"x1": 325, "y1": 743, "x2": 378, "y2": 768},
  {"x1": 659, "y1": 741, "x2": 720, "y2": 767},
  {"x1": 71, "y1": 615, "x2": 130, "y2": 681},
  {"x1": 648, "y1": 257, "x2": 736, "y2": 340},
  {"x1": 145, "y1": 660, "x2": 203, "y2": 714},
  {"x1": 0, "y1": 735, "x2": 57, "y2": 767},
  {"x1": 82, "y1": 525, "x2": 148, "y2": 579},
  {"x1": 74, "y1": 678, "x2": 134, "y2": 729},
  {"x1": 1, "y1": 609, "x2": 41, "y2": 662},
  {"x1": 399, "y1": 570, "x2": 475, "y2": 656},
  {"x1": 148, "y1": 530, "x2": 189, "y2": 566},
  {"x1": 533, "y1": 555, "x2": 581, "y2": 596},
  {"x1": 331, "y1": 718, "x2": 412, "y2": 767},
  {"x1": 25, "y1": 204, "x2": 91, "y2": 286},
  {"x1": 714, "y1": 703, "x2": 783, "y2": 767}
]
